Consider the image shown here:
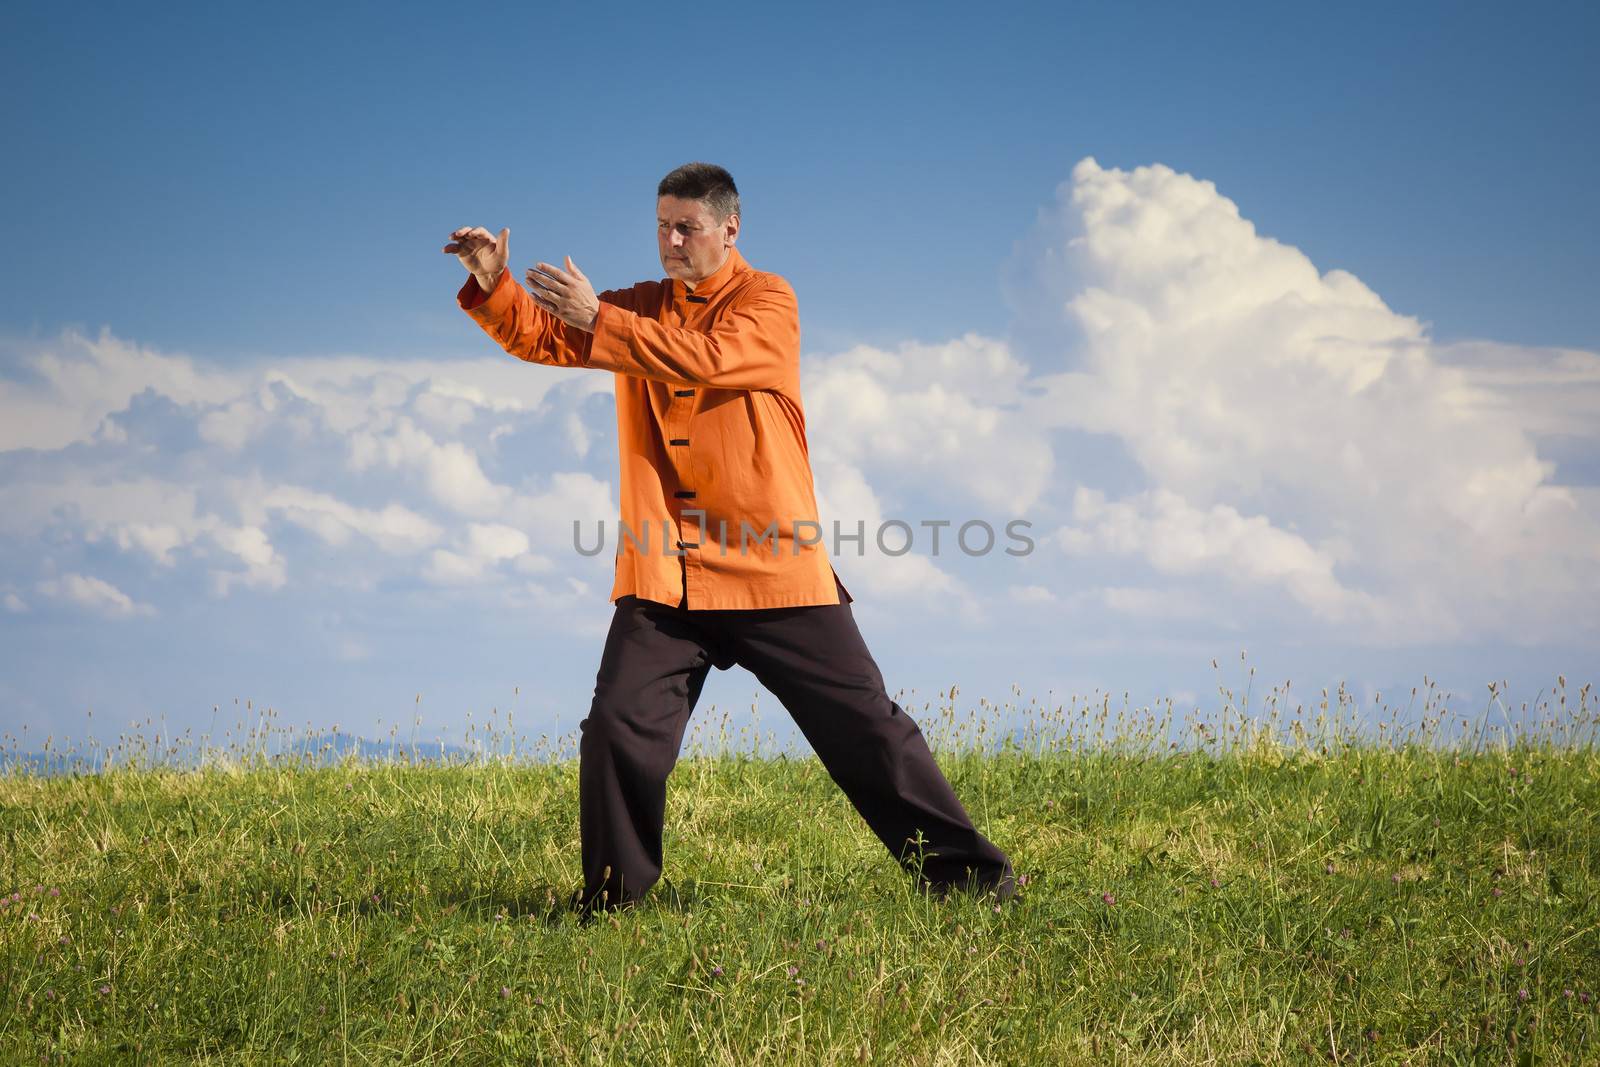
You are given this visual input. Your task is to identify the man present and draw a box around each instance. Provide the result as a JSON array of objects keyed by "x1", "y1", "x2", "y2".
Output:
[{"x1": 444, "y1": 162, "x2": 1015, "y2": 919}]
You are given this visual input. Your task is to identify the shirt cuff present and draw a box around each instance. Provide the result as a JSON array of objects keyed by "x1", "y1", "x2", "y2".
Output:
[
  {"x1": 585, "y1": 301, "x2": 635, "y2": 373},
  {"x1": 456, "y1": 269, "x2": 516, "y2": 315}
]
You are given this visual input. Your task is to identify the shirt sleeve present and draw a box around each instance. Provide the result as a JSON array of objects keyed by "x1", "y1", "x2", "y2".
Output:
[
  {"x1": 457, "y1": 269, "x2": 636, "y2": 368},
  {"x1": 584, "y1": 276, "x2": 799, "y2": 391}
]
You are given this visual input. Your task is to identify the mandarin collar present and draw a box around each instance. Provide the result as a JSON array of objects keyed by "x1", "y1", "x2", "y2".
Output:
[{"x1": 674, "y1": 245, "x2": 746, "y2": 302}]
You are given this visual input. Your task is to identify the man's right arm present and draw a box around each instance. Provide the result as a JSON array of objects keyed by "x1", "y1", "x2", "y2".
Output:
[{"x1": 446, "y1": 224, "x2": 633, "y2": 368}]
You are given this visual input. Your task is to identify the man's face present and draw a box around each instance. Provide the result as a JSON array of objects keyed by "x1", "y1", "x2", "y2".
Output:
[{"x1": 657, "y1": 195, "x2": 739, "y2": 286}]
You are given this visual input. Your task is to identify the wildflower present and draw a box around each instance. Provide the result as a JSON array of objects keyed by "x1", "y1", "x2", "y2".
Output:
[
  {"x1": 1581, "y1": 992, "x2": 1592, "y2": 1005},
  {"x1": 1518, "y1": 988, "x2": 1530, "y2": 1002},
  {"x1": 49, "y1": 887, "x2": 60, "y2": 898},
  {"x1": 815, "y1": 938, "x2": 828, "y2": 951},
  {"x1": 1391, "y1": 873, "x2": 1402, "y2": 884},
  {"x1": 1101, "y1": 892, "x2": 1115, "y2": 905},
  {"x1": 1324, "y1": 863, "x2": 1335, "y2": 875},
  {"x1": 1017, "y1": 874, "x2": 1030, "y2": 887},
  {"x1": 534, "y1": 995, "x2": 546, "y2": 1005},
  {"x1": 711, "y1": 966, "x2": 723, "y2": 978},
  {"x1": 786, "y1": 966, "x2": 798, "y2": 978},
  {"x1": 1563, "y1": 989, "x2": 1574, "y2": 999},
  {"x1": 500, "y1": 986, "x2": 511, "y2": 999},
  {"x1": 98, "y1": 985, "x2": 110, "y2": 996},
  {"x1": 1493, "y1": 888, "x2": 1504, "y2": 898},
  {"x1": 43, "y1": 989, "x2": 54, "y2": 1001}
]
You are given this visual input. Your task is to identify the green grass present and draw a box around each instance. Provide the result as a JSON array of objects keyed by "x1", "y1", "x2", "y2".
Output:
[{"x1": 2, "y1": 673, "x2": 1598, "y2": 1064}]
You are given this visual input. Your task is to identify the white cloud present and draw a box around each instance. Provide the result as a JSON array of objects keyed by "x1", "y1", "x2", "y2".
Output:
[
  {"x1": 259, "y1": 486, "x2": 442, "y2": 554},
  {"x1": 0, "y1": 327, "x2": 622, "y2": 616},
  {"x1": 0, "y1": 328, "x2": 241, "y2": 452},
  {"x1": 1430, "y1": 340, "x2": 1600, "y2": 439},
  {"x1": 812, "y1": 456, "x2": 969, "y2": 612},
  {"x1": 1055, "y1": 487, "x2": 1380, "y2": 625},
  {"x1": 421, "y1": 549, "x2": 484, "y2": 585},
  {"x1": 208, "y1": 525, "x2": 287, "y2": 594},
  {"x1": 3, "y1": 592, "x2": 27, "y2": 613},
  {"x1": 420, "y1": 522, "x2": 550, "y2": 585},
  {"x1": 347, "y1": 416, "x2": 512, "y2": 517},
  {"x1": 466, "y1": 523, "x2": 530, "y2": 561},
  {"x1": 806, "y1": 333, "x2": 1052, "y2": 514},
  {"x1": 3, "y1": 155, "x2": 1596, "y2": 654},
  {"x1": 36, "y1": 573, "x2": 154, "y2": 618},
  {"x1": 1000, "y1": 157, "x2": 1600, "y2": 644}
]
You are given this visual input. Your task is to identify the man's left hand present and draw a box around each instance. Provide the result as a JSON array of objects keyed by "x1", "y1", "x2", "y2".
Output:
[{"x1": 526, "y1": 257, "x2": 599, "y2": 332}]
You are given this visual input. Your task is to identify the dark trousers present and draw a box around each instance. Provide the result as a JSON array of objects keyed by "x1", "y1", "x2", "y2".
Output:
[{"x1": 575, "y1": 574, "x2": 1012, "y2": 914}]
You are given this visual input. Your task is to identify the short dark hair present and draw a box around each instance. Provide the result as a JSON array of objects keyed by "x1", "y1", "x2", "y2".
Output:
[{"x1": 657, "y1": 162, "x2": 740, "y2": 221}]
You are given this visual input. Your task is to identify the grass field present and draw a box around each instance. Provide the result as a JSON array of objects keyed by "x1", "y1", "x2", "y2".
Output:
[{"x1": 2, "y1": 671, "x2": 1597, "y2": 1064}]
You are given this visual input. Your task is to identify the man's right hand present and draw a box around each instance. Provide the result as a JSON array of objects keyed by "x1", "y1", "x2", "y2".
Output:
[{"x1": 443, "y1": 226, "x2": 510, "y2": 294}]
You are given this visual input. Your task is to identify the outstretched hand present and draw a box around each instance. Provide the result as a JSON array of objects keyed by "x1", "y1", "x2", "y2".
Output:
[
  {"x1": 443, "y1": 226, "x2": 510, "y2": 292},
  {"x1": 526, "y1": 257, "x2": 599, "y2": 332}
]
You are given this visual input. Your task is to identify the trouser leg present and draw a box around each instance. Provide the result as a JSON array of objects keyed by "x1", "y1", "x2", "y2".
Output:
[
  {"x1": 716, "y1": 581, "x2": 1013, "y2": 894},
  {"x1": 576, "y1": 595, "x2": 714, "y2": 915}
]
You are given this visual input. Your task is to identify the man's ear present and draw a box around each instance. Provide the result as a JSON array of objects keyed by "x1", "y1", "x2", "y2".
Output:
[{"x1": 724, "y1": 213, "x2": 741, "y2": 247}]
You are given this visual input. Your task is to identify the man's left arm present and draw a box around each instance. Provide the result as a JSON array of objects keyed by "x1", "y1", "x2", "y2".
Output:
[{"x1": 586, "y1": 277, "x2": 799, "y2": 391}]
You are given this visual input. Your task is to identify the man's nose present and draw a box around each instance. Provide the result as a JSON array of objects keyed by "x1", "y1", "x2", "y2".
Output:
[{"x1": 669, "y1": 231, "x2": 685, "y2": 248}]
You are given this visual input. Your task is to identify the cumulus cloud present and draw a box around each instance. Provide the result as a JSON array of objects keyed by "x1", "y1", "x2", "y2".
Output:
[
  {"x1": 811, "y1": 455, "x2": 970, "y2": 613},
  {"x1": 2, "y1": 156, "x2": 1595, "y2": 658},
  {"x1": 257, "y1": 486, "x2": 442, "y2": 554},
  {"x1": 0, "y1": 327, "x2": 619, "y2": 619},
  {"x1": 806, "y1": 333, "x2": 1051, "y2": 514},
  {"x1": 37, "y1": 573, "x2": 154, "y2": 618},
  {"x1": 1006, "y1": 157, "x2": 1600, "y2": 644},
  {"x1": 1055, "y1": 487, "x2": 1382, "y2": 626}
]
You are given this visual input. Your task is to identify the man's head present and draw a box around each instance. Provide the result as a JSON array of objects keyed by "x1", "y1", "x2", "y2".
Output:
[{"x1": 657, "y1": 162, "x2": 741, "y2": 286}]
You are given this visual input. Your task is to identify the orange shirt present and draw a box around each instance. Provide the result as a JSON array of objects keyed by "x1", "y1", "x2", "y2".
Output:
[{"x1": 457, "y1": 246, "x2": 852, "y2": 610}]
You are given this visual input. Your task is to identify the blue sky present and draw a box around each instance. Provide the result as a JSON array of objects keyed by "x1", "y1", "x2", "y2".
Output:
[{"x1": 3, "y1": 1, "x2": 1597, "y2": 756}]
